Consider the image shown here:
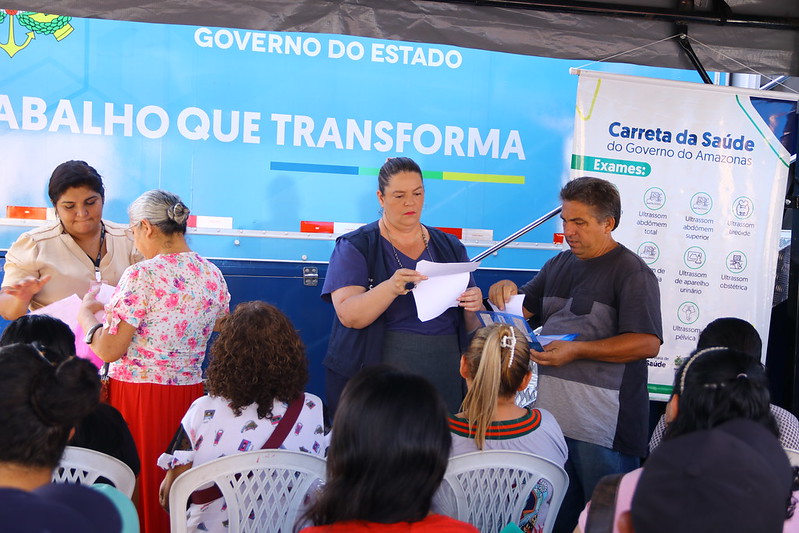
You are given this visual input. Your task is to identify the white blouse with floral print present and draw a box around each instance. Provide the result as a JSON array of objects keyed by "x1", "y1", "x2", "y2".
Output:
[
  {"x1": 158, "y1": 393, "x2": 327, "y2": 533},
  {"x1": 104, "y1": 252, "x2": 230, "y2": 385}
]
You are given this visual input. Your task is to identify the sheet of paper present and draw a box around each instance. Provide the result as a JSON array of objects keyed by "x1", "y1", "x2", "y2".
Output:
[
  {"x1": 415, "y1": 260, "x2": 479, "y2": 277},
  {"x1": 476, "y1": 310, "x2": 535, "y2": 340},
  {"x1": 29, "y1": 283, "x2": 116, "y2": 369},
  {"x1": 94, "y1": 283, "x2": 117, "y2": 304},
  {"x1": 475, "y1": 311, "x2": 578, "y2": 352},
  {"x1": 413, "y1": 260, "x2": 480, "y2": 322},
  {"x1": 537, "y1": 334, "x2": 578, "y2": 346},
  {"x1": 31, "y1": 294, "x2": 82, "y2": 330},
  {"x1": 488, "y1": 293, "x2": 525, "y2": 317}
]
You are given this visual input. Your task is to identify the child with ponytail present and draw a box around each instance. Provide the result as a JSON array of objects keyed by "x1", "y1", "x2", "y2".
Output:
[
  {"x1": 449, "y1": 323, "x2": 567, "y2": 465},
  {"x1": 445, "y1": 324, "x2": 568, "y2": 532}
]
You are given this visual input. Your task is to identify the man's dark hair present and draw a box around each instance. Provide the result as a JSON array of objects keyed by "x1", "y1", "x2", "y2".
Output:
[{"x1": 560, "y1": 177, "x2": 621, "y2": 230}]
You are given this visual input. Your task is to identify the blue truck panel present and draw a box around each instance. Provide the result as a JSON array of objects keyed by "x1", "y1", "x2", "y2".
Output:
[{"x1": 0, "y1": 252, "x2": 536, "y2": 403}]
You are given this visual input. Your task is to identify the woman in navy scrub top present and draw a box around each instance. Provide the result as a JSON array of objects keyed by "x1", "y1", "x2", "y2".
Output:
[{"x1": 322, "y1": 157, "x2": 484, "y2": 414}]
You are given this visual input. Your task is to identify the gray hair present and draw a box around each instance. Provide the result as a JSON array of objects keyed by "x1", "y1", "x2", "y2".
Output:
[{"x1": 128, "y1": 189, "x2": 190, "y2": 236}]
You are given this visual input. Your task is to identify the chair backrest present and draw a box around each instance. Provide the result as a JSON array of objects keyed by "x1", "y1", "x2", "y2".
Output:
[
  {"x1": 169, "y1": 449, "x2": 327, "y2": 533},
  {"x1": 53, "y1": 446, "x2": 136, "y2": 497},
  {"x1": 433, "y1": 450, "x2": 568, "y2": 533}
]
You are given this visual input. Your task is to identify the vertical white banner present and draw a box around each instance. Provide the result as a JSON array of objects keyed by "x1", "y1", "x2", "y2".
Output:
[{"x1": 571, "y1": 70, "x2": 798, "y2": 400}]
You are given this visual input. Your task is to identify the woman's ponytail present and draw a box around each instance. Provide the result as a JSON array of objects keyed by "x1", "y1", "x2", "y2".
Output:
[
  {"x1": 33, "y1": 356, "x2": 101, "y2": 427},
  {"x1": 0, "y1": 344, "x2": 100, "y2": 469}
]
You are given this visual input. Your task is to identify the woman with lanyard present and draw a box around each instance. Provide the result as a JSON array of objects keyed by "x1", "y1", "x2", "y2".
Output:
[
  {"x1": 0, "y1": 160, "x2": 140, "y2": 320},
  {"x1": 321, "y1": 157, "x2": 484, "y2": 414}
]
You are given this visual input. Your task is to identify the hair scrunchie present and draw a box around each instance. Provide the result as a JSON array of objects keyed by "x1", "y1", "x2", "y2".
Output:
[
  {"x1": 167, "y1": 202, "x2": 190, "y2": 224},
  {"x1": 500, "y1": 328, "x2": 518, "y2": 368}
]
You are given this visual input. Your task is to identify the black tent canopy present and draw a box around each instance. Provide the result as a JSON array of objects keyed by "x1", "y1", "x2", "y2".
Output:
[{"x1": 5, "y1": 0, "x2": 799, "y2": 75}]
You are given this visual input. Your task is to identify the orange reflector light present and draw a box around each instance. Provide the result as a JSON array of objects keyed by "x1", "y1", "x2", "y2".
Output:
[
  {"x1": 436, "y1": 227, "x2": 463, "y2": 239},
  {"x1": 301, "y1": 221, "x2": 335, "y2": 233},
  {"x1": 6, "y1": 206, "x2": 48, "y2": 220}
]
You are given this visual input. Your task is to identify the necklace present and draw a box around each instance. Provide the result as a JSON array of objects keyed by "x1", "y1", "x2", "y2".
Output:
[{"x1": 382, "y1": 220, "x2": 431, "y2": 290}]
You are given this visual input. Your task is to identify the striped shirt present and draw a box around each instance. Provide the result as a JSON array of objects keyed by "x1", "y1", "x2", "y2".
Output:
[{"x1": 448, "y1": 408, "x2": 568, "y2": 467}]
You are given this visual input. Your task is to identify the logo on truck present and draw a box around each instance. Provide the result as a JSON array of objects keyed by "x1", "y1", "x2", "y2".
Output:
[{"x1": 0, "y1": 10, "x2": 73, "y2": 58}]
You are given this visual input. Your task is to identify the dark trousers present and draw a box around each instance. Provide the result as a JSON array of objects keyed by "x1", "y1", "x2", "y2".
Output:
[
  {"x1": 324, "y1": 367, "x2": 349, "y2": 425},
  {"x1": 553, "y1": 437, "x2": 640, "y2": 533}
]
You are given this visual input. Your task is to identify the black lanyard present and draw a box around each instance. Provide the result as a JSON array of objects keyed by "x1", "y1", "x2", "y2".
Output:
[{"x1": 88, "y1": 223, "x2": 106, "y2": 282}]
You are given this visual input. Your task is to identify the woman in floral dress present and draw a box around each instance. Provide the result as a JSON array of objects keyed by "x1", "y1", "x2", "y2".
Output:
[{"x1": 79, "y1": 189, "x2": 230, "y2": 533}]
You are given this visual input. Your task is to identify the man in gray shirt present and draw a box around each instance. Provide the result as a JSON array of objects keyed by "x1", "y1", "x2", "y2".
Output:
[{"x1": 489, "y1": 176, "x2": 662, "y2": 533}]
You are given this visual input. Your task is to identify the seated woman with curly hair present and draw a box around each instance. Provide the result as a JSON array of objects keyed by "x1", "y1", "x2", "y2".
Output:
[{"x1": 157, "y1": 301, "x2": 326, "y2": 533}]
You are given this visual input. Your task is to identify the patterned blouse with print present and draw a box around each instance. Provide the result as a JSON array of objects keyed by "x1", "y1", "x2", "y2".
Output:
[
  {"x1": 104, "y1": 251, "x2": 230, "y2": 385},
  {"x1": 158, "y1": 394, "x2": 328, "y2": 533}
]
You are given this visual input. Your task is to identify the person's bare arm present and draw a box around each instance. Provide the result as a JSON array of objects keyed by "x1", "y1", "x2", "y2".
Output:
[
  {"x1": 78, "y1": 286, "x2": 135, "y2": 363},
  {"x1": 0, "y1": 275, "x2": 52, "y2": 320},
  {"x1": 83, "y1": 321, "x2": 136, "y2": 363},
  {"x1": 332, "y1": 268, "x2": 427, "y2": 329},
  {"x1": 159, "y1": 463, "x2": 192, "y2": 512},
  {"x1": 487, "y1": 279, "x2": 533, "y2": 318},
  {"x1": 531, "y1": 333, "x2": 661, "y2": 367},
  {"x1": 458, "y1": 286, "x2": 485, "y2": 331}
]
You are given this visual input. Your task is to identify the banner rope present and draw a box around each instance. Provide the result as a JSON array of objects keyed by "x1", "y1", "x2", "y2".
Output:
[
  {"x1": 574, "y1": 34, "x2": 797, "y2": 95},
  {"x1": 573, "y1": 34, "x2": 682, "y2": 70},
  {"x1": 688, "y1": 37, "x2": 798, "y2": 94}
]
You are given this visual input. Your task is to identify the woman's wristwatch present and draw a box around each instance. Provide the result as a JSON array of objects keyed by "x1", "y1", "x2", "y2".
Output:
[{"x1": 84, "y1": 323, "x2": 103, "y2": 344}]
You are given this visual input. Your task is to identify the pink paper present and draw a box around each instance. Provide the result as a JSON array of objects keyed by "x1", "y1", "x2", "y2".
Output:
[{"x1": 30, "y1": 286, "x2": 115, "y2": 369}]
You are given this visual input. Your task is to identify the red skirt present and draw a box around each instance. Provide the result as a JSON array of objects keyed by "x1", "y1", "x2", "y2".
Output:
[{"x1": 110, "y1": 378, "x2": 204, "y2": 533}]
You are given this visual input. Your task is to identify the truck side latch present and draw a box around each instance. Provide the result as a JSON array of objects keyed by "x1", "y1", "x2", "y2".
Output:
[{"x1": 303, "y1": 266, "x2": 319, "y2": 286}]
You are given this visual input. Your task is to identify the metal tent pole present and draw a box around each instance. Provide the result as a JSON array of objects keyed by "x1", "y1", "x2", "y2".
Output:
[{"x1": 471, "y1": 206, "x2": 562, "y2": 262}]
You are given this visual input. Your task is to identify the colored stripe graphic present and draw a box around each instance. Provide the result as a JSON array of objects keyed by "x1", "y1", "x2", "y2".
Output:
[
  {"x1": 270, "y1": 162, "x2": 360, "y2": 175},
  {"x1": 271, "y1": 161, "x2": 524, "y2": 184},
  {"x1": 648, "y1": 384, "x2": 673, "y2": 395}
]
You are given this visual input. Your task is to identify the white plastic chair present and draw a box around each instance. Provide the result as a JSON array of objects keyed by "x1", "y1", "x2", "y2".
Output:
[
  {"x1": 168, "y1": 449, "x2": 327, "y2": 533},
  {"x1": 433, "y1": 450, "x2": 568, "y2": 533},
  {"x1": 785, "y1": 447, "x2": 799, "y2": 467},
  {"x1": 53, "y1": 446, "x2": 136, "y2": 497}
]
